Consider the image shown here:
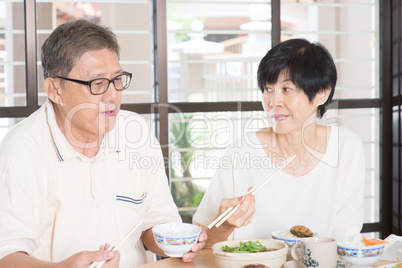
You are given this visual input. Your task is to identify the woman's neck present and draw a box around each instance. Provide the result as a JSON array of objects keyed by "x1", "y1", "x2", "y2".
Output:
[
  {"x1": 257, "y1": 124, "x2": 328, "y2": 176},
  {"x1": 275, "y1": 125, "x2": 318, "y2": 160}
]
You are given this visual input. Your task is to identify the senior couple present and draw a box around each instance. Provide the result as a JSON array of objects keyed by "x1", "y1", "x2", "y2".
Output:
[{"x1": 0, "y1": 20, "x2": 364, "y2": 267}]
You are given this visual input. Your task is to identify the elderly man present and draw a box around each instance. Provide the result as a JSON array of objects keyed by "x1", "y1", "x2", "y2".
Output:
[{"x1": 0, "y1": 19, "x2": 206, "y2": 267}]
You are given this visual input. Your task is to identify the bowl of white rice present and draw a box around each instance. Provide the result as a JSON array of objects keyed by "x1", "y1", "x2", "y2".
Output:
[
  {"x1": 271, "y1": 229, "x2": 318, "y2": 248},
  {"x1": 337, "y1": 234, "x2": 386, "y2": 267},
  {"x1": 152, "y1": 222, "x2": 201, "y2": 257}
]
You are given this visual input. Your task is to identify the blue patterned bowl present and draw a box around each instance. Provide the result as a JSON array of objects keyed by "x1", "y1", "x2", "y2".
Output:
[
  {"x1": 271, "y1": 230, "x2": 302, "y2": 248},
  {"x1": 337, "y1": 243, "x2": 385, "y2": 266},
  {"x1": 271, "y1": 230, "x2": 318, "y2": 248},
  {"x1": 152, "y1": 222, "x2": 201, "y2": 257},
  {"x1": 271, "y1": 229, "x2": 318, "y2": 259}
]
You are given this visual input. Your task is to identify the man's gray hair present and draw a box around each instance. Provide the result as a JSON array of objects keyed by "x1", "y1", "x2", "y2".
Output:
[{"x1": 41, "y1": 19, "x2": 120, "y2": 79}]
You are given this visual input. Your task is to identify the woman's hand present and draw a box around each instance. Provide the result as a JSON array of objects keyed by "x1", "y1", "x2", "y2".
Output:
[
  {"x1": 197, "y1": 187, "x2": 256, "y2": 249},
  {"x1": 218, "y1": 187, "x2": 256, "y2": 228},
  {"x1": 181, "y1": 230, "x2": 207, "y2": 262},
  {"x1": 56, "y1": 243, "x2": 120, "y2": 268}
]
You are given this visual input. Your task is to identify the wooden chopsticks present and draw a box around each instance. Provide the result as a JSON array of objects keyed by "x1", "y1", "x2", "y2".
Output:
[
  {"x1": 88, "y1": 220, "x2": 144, "y2": 268},
  {"x1": 207, "y1": 155, "x2": 296, "y2": 229}
]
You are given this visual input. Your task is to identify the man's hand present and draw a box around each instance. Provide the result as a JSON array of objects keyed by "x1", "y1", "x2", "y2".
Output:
[
  {"x1": 0, "y1": 244, "x2": 120, "y2": 268},
  {"x1": 181, "y1": 230, "x2": 207, "y2": 262},
  {"x1": 57, "y1": 244, "x2": 120, "y2": 268}
]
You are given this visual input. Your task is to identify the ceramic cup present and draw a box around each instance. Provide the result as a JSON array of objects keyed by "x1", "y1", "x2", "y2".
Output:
[{"x1": 290, "y1": 237, "x2": 337, "y2": 268}]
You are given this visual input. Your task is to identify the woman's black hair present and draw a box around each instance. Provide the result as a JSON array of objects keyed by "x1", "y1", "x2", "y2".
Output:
[{"x1": 257, "y1": 38, "x2": 337, "y2": 118}]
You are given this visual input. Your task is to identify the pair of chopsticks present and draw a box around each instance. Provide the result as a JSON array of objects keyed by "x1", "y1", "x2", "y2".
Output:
[
  {"x1": 88, "y1": 220, "x2": 144, "y2": 268},
  {"x1": 207, "y1": 155, "x2": 296, "y2": 229}
]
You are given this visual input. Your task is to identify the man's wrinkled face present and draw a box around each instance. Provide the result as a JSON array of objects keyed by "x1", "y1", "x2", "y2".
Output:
[{"x1": 56, "y1": 48, "x2": 123, "y2": 144}]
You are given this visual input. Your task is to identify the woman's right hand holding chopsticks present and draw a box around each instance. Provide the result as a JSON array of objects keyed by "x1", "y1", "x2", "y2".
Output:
[
  {"x1": 201, "y1": 156, "x2": 295, "y2": 248},
  {"x1": 207, "y1": 156, "x2": 295, "y2": 231},
  {"x1": 216, "y1": 187, "x2": 256, "y2": 229},
  {"x1": 202, "y1": 188, "x2": 255, "y2": 248}
]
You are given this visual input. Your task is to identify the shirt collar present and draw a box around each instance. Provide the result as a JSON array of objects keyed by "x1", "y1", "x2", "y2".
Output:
[{"x1": 45, "y1": 99, "x2": 120, "y2": 162}]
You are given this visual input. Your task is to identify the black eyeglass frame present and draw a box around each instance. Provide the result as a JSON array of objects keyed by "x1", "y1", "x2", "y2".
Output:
[{"x1": 53, "y1": 71, "x2": 132, "y2": 95}]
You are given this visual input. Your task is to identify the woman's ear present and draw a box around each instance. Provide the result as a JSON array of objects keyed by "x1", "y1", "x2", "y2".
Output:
[
  {"x1": 44, "y1": 77, "x2": 63, "y2": 105},
  {"x1": 316, "y1": 88, "x2": 331, "y2": 106}
]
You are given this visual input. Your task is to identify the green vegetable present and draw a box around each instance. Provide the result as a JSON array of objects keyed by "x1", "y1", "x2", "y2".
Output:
[{"x1": 221, "y1": 240, "x2": 268, "y2": 253}]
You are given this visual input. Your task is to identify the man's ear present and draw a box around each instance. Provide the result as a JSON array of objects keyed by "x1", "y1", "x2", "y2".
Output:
[{"x1": 44, "y1": 77, "x2": 63, "y2": 104}]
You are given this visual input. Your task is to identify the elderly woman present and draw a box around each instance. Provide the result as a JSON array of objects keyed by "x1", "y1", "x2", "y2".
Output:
[{"x1": 193, "y1": 38, "x2": 365, "y2": 247}]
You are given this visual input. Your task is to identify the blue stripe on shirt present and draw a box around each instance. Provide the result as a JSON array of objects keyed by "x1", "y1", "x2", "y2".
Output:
[
  {"x1": 116, "y1": 193, "x2": 147, "y2": 204},
  {"x1": 53, "y1": 140, "x2": 64, "y2": 162}
]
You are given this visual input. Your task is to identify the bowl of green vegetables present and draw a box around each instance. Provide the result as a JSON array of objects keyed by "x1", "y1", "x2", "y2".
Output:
[{"x1": 212, "y1": 239, "x2": 287, "y2": 268}]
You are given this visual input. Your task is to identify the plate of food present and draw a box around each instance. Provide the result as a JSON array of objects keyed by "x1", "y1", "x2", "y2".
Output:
[
  {"x1": 337, "y1": 234, "x2": 388, "y2": 267},
  {"x1": 271, "y1": 225, "x2": 318, "y2": 248},
  {"x1": 212, "y1": 239, "x2": 288, "y2": 268}
]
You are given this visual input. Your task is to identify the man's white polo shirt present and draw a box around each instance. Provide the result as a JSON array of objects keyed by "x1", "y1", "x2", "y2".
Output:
[{"x1": 0, "y1": 99, "x2": 181, "y2": 266}]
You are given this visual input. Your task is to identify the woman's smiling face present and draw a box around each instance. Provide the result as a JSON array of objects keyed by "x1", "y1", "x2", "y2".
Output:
[{"x1": 262, "y1": 72, "x2": 324, "y2": 134}]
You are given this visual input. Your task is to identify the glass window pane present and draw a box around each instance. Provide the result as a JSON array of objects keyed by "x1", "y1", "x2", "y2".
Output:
[
  {"x1": 167, "y1": 1, "x2": 272, "y2": 102},
  {"x1": 170, "y1": 180, "x2": 208, "y2": 223},
  {"x1": 36, "y1": 1, "x2": 154, "y2": 105},
  {"x1": 130, "y1": 113, "x2": 157, "y2": 138},
  {"x1": 280, "y1": 0, "x2": 379, "y2": 99},
  {"x1": 0, "y1": 117, "x2": 25, "y2": 143},
  {"x1": 170, "y1": 108, "x2": 380, "y2": 225},
  {"x1": 0, "y1": 1, "x2": 26, "y2": 107}
]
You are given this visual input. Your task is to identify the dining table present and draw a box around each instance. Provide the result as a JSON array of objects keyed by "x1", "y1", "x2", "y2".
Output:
[{"x1": 138, "y1": 249, "x2": 398, "y2": 268}]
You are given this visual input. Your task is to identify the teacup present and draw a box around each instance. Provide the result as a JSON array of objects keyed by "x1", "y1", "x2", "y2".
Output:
[{"x1": 290, "y1": 237, "x2": 337, "y2": 268}]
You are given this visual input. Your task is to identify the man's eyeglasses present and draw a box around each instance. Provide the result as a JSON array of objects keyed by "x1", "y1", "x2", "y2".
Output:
[{"x1": 53, "y1": 71, "x2": 132, "y2": 95}]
